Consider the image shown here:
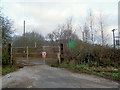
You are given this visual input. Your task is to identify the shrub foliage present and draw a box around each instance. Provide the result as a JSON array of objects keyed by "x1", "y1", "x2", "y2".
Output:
[{"x1": 64, "y1": 40, "x2": 120, "y2": 68}]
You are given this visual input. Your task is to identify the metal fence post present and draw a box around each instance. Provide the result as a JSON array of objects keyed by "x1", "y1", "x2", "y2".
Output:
[
  {"x1": 43, "y1": 46, "x2": 46, "y2": 64},
  {"x1": 27, "y1": 46, "x2": 28, "y2": 64}
]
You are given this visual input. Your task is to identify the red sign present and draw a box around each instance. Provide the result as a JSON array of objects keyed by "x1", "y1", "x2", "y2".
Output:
[{"x1": 42, "y1": 52, "x2": 46, "y2": 58}]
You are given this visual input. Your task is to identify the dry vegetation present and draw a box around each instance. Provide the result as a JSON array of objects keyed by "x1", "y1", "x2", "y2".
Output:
[
  {"x1": 51, "y1": 40, "x2": 120, "y2": 81},
  {"x1": 64, "y1": 40, "x2": 120, "y2": 68}
]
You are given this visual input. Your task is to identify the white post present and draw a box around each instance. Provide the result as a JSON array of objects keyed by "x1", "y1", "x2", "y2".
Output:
[
  {"x1": 27, "y1": 46, "x2": 28, "y2": 64},
  {"x1": 35, "y1": 42, "x2": 36, "y2": 48},
  {"x1": 43, "y1": 46, "x2": 46, "y2": 64},
  {"x1": 11, "y1": 47, "x2": 12, "y2": 65}
]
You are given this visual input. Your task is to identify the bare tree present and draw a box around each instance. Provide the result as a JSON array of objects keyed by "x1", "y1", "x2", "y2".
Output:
[
  {"x1": 97, "y1": 13, "x2": 109, "y2": 46},
  {"x1": 82, "y1": 9, "x2": 96, "y2": 44},
  {"x1": 99, "y1": 13, "x2": 104, "y2": 46},
  {"x1": 88, "y1": 9, "x2": 95, "y2": 44},
  {"x1": 47, "y1": 17, "x2": 78, "y2": 46},
  {"x1": 83, "y1": 23, "x2": 90, "y2": 43},
  {"x1": 80, "y1": 10, "x2": 94, "y2": 43}
]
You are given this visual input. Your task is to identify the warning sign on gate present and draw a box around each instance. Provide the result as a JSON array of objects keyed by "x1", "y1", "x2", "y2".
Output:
[{"x1": 42, "y1": 52, "x2": 46, "y2": 58}]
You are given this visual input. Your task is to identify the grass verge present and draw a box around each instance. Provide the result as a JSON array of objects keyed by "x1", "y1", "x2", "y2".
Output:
[
  {"x1": 51, "y1": 63, "x2": 120, "y2": 82},
  {"x1": 2, "y1": 65, "x2": 18, "y2": 75}
]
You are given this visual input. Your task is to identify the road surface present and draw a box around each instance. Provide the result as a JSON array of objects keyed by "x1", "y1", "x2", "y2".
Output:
[{"x1": 2, "y1": 65, "x2": 119, "y2": 88}]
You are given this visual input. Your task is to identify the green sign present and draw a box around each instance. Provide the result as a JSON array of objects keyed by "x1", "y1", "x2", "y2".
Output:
[{"x1": 68, "y1": 41, "x2": 76, "y2": 48}]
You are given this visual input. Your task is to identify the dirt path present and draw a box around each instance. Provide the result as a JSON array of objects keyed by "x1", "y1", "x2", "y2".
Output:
[{"x1": 2, "y1": 65, "x2": 119, "y2": 88}]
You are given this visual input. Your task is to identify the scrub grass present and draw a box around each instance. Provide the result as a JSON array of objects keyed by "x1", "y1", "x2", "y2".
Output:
[
  {"x1": 52, "y1": 63, "x2": 120, "y2": 81},
  {"x1": 2, "y1": 65, "x2": 17, "y2": 75}
]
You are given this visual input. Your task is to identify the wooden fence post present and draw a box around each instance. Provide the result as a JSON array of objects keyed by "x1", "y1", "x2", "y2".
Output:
[
  {"x1": 11, "y1": 47, "x2": 12, "y2": 65},
  {"x1": 8, "y1": 43, "x2": 12, "y2": 65},
  {"x1": 60, "y1": 43, "x2": 64, "y2": 63}
]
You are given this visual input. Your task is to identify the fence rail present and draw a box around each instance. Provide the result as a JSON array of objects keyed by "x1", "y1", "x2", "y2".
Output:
[{"x1": 12, "y1": 46, "x2": 60, "y2": 60}]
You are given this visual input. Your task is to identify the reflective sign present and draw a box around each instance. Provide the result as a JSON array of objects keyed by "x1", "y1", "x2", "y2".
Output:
[{"x1": 42, "y1": 52, "x2": 46, "y2": 58}]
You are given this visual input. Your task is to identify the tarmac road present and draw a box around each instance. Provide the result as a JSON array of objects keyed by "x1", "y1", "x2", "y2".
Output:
[{"x1": 2, "y1": 65, "x2": 119, "y2": 88}]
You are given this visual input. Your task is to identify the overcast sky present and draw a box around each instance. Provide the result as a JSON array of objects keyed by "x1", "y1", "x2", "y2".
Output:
[{"x1": 1, "y1": 0, "x2": 119, "y2": 44}]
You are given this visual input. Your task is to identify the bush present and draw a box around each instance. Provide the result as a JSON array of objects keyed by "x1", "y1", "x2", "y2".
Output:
[
  {"x1": 2, "y1": 50, "x2": 10, "y2": 65},
  {"x1": 2, "y1": 65, "x2": 16, "y2": 75},
  {"x1": 63, "y1": 40, "x2": 120, "y2": 68}
]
